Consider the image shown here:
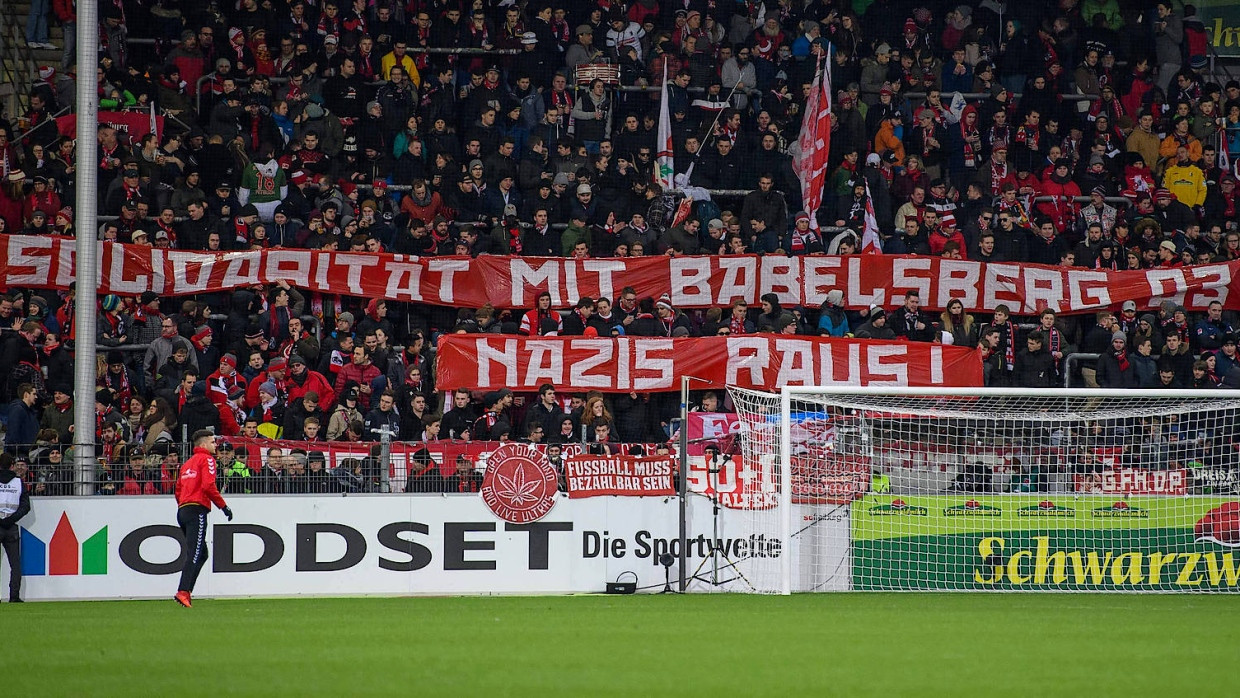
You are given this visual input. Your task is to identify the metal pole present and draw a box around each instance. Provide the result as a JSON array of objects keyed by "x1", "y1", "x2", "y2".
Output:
[
  {"x1": 72, "y1": 0, "x2": 99, "y2": 495},
  {"x1": 677, "y1": 375, "x2": 688, "y2": 592},
  {"x1": 378, "y1": 427, "x2": 393, "y2": 493}
]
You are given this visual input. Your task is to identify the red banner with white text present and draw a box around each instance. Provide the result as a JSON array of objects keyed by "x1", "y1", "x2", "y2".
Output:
[
  {"x1": 563, "y1": 454, "x2": 676, "y2": 497},
  {"x1": 1074, "y1": 468, "x2": 1189, "y2": 495},
  {"x1": 3, "y1": 235, "x2": 1237, "y2": 315},
  {"x1": 56, "y1": 111, "x2": 164, "y2": 142},
  {"x1": 434, "y1": 335, "x2": 983, "y2": 392}
]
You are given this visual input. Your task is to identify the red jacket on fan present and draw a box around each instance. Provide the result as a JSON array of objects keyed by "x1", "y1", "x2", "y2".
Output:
[
  {"x1": 175, "y1": 447, "x2": 229, "y2": 510},
  {"x1": 285, "y1": 368, "x2": 335, "y2": 409}
]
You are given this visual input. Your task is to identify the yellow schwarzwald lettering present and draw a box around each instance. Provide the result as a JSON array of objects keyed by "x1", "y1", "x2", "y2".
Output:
[
  {"x1": 1178, "y1": 553, "x2": 1203, "y2": 586},
  {"x1": 1206, "y1": 553, "x2": 1240, "y2": 587},
  {"x1": 1210, "y1": 18, "x2": 1240, "y2": 48},
  {"x1": 974, "y1": 536, "x2": 1004, "y2": 584},
  {"x1": 973, "y1": 538, "x2": 1240, "y2": 587},
  {"x1": 1148, "y1": 551, "x2": 1174, "y2": 585}
]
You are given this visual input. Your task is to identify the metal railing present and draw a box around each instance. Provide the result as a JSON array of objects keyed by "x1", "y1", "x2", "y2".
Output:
[
  {"x1": 1064, "y1": 352, "x2": 1100, "y2": 388},
  {"x1": 11, "y1": 104, "x2": 70, "y2": 143},
  {"x1": 903, "y1": 91, "x2": 1101, "y2": 103},
  {"x1": 0, "y1": 0, "x2": 33, "y2": 117}
]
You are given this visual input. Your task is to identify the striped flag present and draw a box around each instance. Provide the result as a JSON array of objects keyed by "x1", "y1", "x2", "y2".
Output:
[
  {"x1": 655, "y1": 63, "x2": 675, "y2": 191},
  {"x1": 795, "y1": 50, "x2": 832, "y2": 230},
  {"x1": 862, "y1": 179, "x2": 882, "y2": 254},
  {"x1": 1218, "y1": 127, "x2": 1231, "y2": 174}
]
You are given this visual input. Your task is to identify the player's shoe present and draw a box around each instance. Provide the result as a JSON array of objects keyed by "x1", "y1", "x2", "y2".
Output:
[{"x1": 174, "y1": 591, "x2": 192, "y2": 608}]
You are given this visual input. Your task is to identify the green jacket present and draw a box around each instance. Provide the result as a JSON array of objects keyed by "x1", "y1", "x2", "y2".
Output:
[
  {"x1": 561, "y1": 223, "x2": 589, "y2": 257},
  {"x1": 224, "y1": 458, "x2": 252, "y2": 494}
]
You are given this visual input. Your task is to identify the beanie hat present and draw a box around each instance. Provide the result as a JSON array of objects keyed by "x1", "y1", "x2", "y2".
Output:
[
  {"x1": 268, "y1": 356, "x2": 287, "y2": 372},
  {"x1": 656, "y1": 293, "x2": 674, "y2": 312},
  {"x1": 258, "y1": 381, "x2": 277, "y2": 396},
  {"x1": 336, "y1": 311, "x2": 355, "y2": 326},
  {"x1": 1112, "y1": 331, "x2": 1127, "y2": 344},
  {"x1": 220, "y1": 353, "x2": 238, "y2": 369},
  {"x1": 101, "y1": 294, "x2": 121, "y2": 312},
  {"x1": 191, "y1": 326, "x2": 213, "y2": 343},
  {"x1": 227, "y1": 384, "x2": 246, "y2": 401}
]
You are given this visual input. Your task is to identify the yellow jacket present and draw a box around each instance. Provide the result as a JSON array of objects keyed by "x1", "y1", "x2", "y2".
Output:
[
  {"x1": 379, "y1": 52, "x2": 420, "y2": 87},
  {"x1": 1162, "y1": 163, "x2": 1207, "y2": 207}
]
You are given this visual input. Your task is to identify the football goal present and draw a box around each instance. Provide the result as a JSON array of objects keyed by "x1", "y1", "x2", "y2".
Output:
[{"x1": 726, "y1": 387, "x2": 1240, "y2": 594}]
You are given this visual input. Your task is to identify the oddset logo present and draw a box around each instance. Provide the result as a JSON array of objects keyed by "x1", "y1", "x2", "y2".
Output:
[{"x1": 480, "y1": 443, "x2": 558, "y2": 524}]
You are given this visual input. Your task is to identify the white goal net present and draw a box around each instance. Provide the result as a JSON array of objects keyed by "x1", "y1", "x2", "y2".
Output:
[{"x1": 727, "y1": 387, "x2": 1240, "y2": 594}]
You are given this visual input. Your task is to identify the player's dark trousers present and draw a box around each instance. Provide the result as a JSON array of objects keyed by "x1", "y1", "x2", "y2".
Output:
[
  {"x1": 177, "y1": 504, "x2": 209, "y2": 593},
  {"x1": 0, "y1": 524, "x2": 20, "y2": 600}
]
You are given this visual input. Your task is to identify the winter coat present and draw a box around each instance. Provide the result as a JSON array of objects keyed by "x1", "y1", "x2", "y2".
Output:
[
  {"x1": 1014, "y1": 346, "x2": 1057, "y2": 388},
  {"x1": 1096, "y1": 350, "x2": 1138, "y2": 388}
]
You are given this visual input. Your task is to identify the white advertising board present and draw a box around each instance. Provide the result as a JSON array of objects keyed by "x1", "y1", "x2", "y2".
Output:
[{"x1": 16, "y1": 495, "x2": 848, "y2": 600}]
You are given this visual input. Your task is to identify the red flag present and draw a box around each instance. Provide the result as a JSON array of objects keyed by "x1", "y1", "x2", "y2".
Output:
[{"x1": 795, "y1": 52, "x2": 832, "y2": 230}]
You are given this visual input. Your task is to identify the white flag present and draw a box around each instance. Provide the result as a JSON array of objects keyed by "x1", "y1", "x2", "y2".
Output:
[{"x1": 655, "y1": 63, "x2": 675, "y2": 190}]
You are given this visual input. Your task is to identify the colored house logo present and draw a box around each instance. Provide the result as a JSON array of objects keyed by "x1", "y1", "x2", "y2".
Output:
[{"x1": 20, "y1": 512, "x2": 107, "y2": 576}]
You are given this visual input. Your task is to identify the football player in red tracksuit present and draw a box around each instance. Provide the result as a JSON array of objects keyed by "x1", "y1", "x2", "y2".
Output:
[{"x1": 174, "y1": 429, "x2": 233, "y2": 608}]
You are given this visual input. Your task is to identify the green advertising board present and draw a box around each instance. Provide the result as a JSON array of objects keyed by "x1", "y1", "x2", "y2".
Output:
[
  {"x1": 1197, "y1": 0, "x2": 1240, "y2": 57},
  {"x1": 851, "y1": 495, "x2": 1240, "y2": 591}
]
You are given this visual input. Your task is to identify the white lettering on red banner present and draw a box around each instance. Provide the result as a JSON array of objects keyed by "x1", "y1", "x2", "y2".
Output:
[
  {"x1": 564, "y1": 455, "x2": 676, "y2": 498},
  {"x1": 6, "y1": 236, "x2": 1237, "y2": 315},
  {"x1": 436, "y1": 335, "x2": 982, "y2": 392},
  {"x1": 1075, "y1": 468, "x2": 1189, "y2": 495}
]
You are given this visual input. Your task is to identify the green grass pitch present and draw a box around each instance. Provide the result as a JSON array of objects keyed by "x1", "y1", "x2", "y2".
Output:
[{"x1": 6, "y1": 593, "x2": 1239, "y2": 696}]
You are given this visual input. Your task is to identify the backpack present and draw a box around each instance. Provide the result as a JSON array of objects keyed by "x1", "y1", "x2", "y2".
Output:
[
  {"x1": 694, "y1": 199, "x2": 722, "y2": 230},
  {"x1": 1184, "y1": 19, "x2": 1209, "y2": 64}
]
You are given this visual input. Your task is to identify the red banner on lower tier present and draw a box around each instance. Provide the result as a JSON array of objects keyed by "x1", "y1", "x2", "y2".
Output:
[
  {"x1": 564, "y1": 454, "x2": 676, "y2": 498},
  {"x1": 1075, "y1": 468, "x2": 1189, "y2": 495},
  {"x1": 435, "y1": 335, "x2": 983, "y2": 392},
  {"x1": 3, "y1": 235, "x2": 1235, "y2": 314},
  {"x1": 56, "y1": 111, "x2": 165, "y2": 142}
]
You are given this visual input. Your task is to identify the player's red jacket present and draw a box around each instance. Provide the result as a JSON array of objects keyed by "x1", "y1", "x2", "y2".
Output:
[{"x1": 175, "y1": 447, "x2": 229, "y2": 510}]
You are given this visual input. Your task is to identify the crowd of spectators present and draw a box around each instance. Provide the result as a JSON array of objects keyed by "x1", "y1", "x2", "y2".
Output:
[{"x1": 0, "y1": 0, "x2": 1238, "y2": 494}]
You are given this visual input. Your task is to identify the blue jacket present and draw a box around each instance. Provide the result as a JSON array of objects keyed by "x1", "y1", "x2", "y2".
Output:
[
  {"x1": 5, "y1": 399, "x2": 39, "y2": 451},
  {"x1": 818, "y1": 308, "x2": 850, "y2": 337}
]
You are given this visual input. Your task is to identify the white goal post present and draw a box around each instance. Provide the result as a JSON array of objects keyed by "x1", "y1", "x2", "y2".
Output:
[{"x1": 726, "y1": 386, "x2": 1240, "y2": 595}]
